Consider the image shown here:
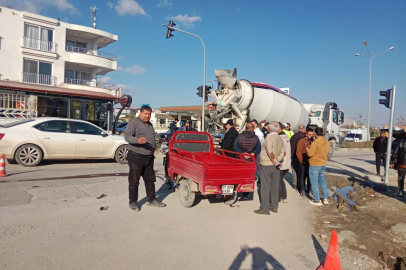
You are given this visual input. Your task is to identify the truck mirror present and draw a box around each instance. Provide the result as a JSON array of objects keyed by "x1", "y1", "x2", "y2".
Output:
[{"x1": 340, "y1": 111, "x2": 345, "y2": 124}]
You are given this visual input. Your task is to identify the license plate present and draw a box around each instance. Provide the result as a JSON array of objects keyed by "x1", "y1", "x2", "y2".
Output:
[{"x1": 222, "y1": 185, "x2": 234, "y2": 195}]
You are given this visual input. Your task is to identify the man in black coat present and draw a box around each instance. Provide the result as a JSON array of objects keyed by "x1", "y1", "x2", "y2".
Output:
[
  {"x1": 390, "y1": 137, "x2": 406, "y2": 197},
  {"x1": 221, "y1": 119, "x2": 239, "y2": 157},
  {"x1": 289, "y1": 124, "x2": 306, "y2": 190},
  {"x1": 373, "y1": 130, "x2": 388, "y2": 176}
]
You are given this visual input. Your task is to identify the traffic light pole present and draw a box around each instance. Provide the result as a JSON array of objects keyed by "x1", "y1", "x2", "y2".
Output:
[
  {"x1": 384, "y1": 85, "x2": 396, "y2": 184},
  {"x1": 162, "y1": 24, "x2": 206, "y2": 131}
]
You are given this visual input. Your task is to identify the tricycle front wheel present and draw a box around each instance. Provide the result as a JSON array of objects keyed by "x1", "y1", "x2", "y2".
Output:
[
  {"x1": 224, "y1": 193, "x2": 238, "y2": 205},
  {"x1": 179, "y1": 180, "x2": 196, "y2": 208}
]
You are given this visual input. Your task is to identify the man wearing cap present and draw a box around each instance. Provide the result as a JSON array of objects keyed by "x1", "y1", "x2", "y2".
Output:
[{"x1": 221, "y1": 119, "x2": 239, "y2": 157}]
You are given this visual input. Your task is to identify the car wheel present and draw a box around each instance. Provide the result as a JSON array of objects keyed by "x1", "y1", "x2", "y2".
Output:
[
  {"x1": 15, "y1": 144, "x2": 43, "y2": 167},
  {"x1": 115, "y1": 145, "x2": 129, "y2": 164},
  {"x1": 179, "y1": 179, "x2": 196, "y2": 208}
]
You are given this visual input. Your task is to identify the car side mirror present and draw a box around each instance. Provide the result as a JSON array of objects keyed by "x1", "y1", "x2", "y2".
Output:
[{"x1": 101, "y1": 131, "x2": 108, "y2": 137}]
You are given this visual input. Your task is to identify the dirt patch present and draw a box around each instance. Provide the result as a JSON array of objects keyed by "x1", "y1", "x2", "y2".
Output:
[{"x1": 313, "y1": 174, "x2": 406, "y2": 270}]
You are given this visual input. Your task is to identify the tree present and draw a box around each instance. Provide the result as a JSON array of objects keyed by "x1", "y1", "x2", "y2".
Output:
[
  {"x1": 354, "y1": 113, "x2": 366, "y2": 127},
  {"x1": 396, "y1": 115, "x2": 405, "y2": 127}
]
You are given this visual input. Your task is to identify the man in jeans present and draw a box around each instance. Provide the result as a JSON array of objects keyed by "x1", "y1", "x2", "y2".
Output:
[
  {"x1": 254, "y1": 121, "x2": 286, "y2": 215},
  {"x1": 306, "y1": 127, "x2": 330, "y2": 206},
  {"x1": 390, "y1": 137, "x2": 406, "y2": 197},
  {"x1": 125, "y1": 105, "x2": 166, "y2": 211},
  {"x1": 373, "y1": 130, "x2": 388, "y2": 176},
  {"x1": 296, "y1": 129, "x2": 314, "y2": 197}
]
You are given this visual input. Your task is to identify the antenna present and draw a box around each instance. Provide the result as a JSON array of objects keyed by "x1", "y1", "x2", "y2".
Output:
[{"x1": 90, "y1": 6, "x2": 98, "y2": 29}]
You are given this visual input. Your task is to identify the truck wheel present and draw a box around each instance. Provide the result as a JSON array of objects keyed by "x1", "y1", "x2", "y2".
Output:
[
  {"x1": 224, "y1": 193, "x2": 238, "y2": 205},
  {"x1": 179, "y1": 180, "x2": 196, "y2": 208}
]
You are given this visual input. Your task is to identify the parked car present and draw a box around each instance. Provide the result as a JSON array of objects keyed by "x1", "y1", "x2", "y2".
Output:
[
  {"x1": 114, "y1": 122, "x2": 129, "y2": 135},
  {"x1": 158, "y1": 129, "x2": 172, "y2": 144},
  {"x1": 0, "y1": 118, "x2": 130, "y2": 167}
]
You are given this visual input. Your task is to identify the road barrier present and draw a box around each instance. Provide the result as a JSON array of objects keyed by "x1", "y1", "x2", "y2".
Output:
[
  {"x1": 317, "y1": 229, "x2": 341, "y2": 270},
  {"x1": 0, "y1": 154, "x2": 6, "y2": 177}
]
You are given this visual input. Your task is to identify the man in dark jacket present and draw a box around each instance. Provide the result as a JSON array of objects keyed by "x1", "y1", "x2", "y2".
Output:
[
  {"x1": 262, "y1": 122, "x2": 270, "y2": 138},
  {"x1": 390, "y1": 138, "x2": 406, "y2": 197},
  {"x1": 296, "y1": 128, "x2": 314, "y2": 197},
  {"x1": 373, "y1": 131, "x2": 388, "y2": 175},
  {"x1": 234, "y1": 123, "x2": 261, "y2": 199},
  {"x1": 221, "y1": 119, "x2": 239, "y2": 157},
  {"x1": 289, "y1": 125, "x2": 306, "y2": 190},
  {"x1": 169, "y1": 118, "x2": 179, "y2": 134}
]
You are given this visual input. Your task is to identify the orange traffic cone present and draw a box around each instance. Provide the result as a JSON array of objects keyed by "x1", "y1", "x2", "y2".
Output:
[
  {"x1": 0, "y1": 154, "x2": 6, "y2": 177},
  {"x1": 317, "y1": 229, "x2": 341, "y2": 270}
]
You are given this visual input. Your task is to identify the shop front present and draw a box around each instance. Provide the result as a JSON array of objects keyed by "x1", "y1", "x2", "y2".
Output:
[{"x1": 0, "y1": 80, "x2": 119, "y2": 128}]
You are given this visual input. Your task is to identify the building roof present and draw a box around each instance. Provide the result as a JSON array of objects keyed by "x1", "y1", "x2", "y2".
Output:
[
  {"x1": 159, "y1": 105, "x2": 216, "y2": 113},
  {"x1": 0, "y1": 80, "x2": 119, "y2": 100}
]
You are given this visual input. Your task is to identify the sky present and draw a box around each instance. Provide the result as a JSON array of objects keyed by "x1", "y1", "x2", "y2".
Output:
[{"x1": 2, "y1": 0, "x2": 405, "y2": 126}]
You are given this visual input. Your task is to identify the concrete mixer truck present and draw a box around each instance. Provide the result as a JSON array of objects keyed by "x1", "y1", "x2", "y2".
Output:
[{"x1": 207, "y1": 68, "x2": 344, "y2": 157}]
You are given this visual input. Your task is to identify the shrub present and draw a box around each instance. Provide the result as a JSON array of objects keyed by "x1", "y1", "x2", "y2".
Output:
[{"x1": 339, "y1": 141, "x2": 373, "y2": 149}]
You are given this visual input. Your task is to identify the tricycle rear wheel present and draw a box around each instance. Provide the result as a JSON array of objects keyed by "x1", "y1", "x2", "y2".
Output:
[
  {"x1": 179, "y1": 180, "x2": 196, "y2": 208},
  {"x1": 224, "y1": 193, "x2": 238, "y2": 205}
]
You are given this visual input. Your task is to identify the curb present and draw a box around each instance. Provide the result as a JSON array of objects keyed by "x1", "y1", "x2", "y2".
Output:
[{"x1": 337, "y1": 148, "x2": 373, "y2": 152}]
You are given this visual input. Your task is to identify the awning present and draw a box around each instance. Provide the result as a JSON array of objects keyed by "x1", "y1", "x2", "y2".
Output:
[
  {"x1": 0, "y1": 80, "x2": 119, "y2": 100},
  {"x1": 155, "y1": 113, "x2": 175, "y2": 120}
]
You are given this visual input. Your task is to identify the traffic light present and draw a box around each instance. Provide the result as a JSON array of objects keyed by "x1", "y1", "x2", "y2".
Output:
[
  {"x1": 204, "y1": 85, "x2": 212, "y2": 101},
  {"x1": 379, "y1": 89, "x2": 392, "y2": 108},
  {"x1": 166, "y1": 21, "x2": 176, "y2": 39},
  {"x1": 197, "y1": 86, "x2": 203, "y2": 97}
]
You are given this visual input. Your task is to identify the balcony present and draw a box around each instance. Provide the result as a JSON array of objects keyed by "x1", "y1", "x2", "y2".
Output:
[
  {"x1": 64, "y1": 78, "x2": 117, "y2": 90},
  {"x1": 22, "y1": 72, "x2": 56, "y2": 86},
  {"x1": 65, "y1": 46, "x2": 117, "y2": 61},
  {"x1": 22, "y1": 36, "x2": 57, "y2": 53}
]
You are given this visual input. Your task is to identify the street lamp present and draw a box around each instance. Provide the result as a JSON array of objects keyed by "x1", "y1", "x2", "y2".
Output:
[
  {"x1": 162, "y1": 21, "x2": 207, "y2": 132},
  {"x1": 355, "y1": 41, "x2": 394, "y2": 141}
]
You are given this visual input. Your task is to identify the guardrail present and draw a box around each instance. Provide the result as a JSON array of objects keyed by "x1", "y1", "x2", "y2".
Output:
[
  {"x1": 65, "y1": 46, "x2": 117, "y2": 61},
  {"x1": 23, "y1": 36, "x2": 57, "y2": 53},
  {"x1": 22, "y1": 72, "x2": 56, "y2": 86},
  {"x1": 64, "y1": 78, "x2": 118, "y2": 90}
]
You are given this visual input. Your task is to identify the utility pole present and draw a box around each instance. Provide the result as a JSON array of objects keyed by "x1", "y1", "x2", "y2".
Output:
[{"x1": 382, "y1": 85, "x2": 396, "y2": 184}]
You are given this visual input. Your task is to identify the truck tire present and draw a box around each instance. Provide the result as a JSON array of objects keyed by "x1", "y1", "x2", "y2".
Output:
[
  {"x1": 224, "y1": 193, "x2": 238, "y2": 205},
  {"x1": 179, "y1": 179, "x2": 196, "y2": 208}
]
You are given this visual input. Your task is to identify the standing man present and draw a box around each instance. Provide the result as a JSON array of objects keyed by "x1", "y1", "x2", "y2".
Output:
[
  {"x1": 390, "y1": 137, "x2": 406, "y2": 197},
  {"x1": 307, "y1": 127, "x2": 330, "y2": 206},
  {"x1": 251, "y1": 119, "x2": 265, "y2": 146},
  {"x1": 221, "y1": 119, "x2": 239, "y2": 157},
  {"x1": 283, "y1": 123, "x2": 294, "y2": 139},
  {"x1": 290, "y1": 125, "x2": 306, "y2": 190},
  {"x1": 296, "y1": 128, "x2": 314, "y2": 197},
  {"x1": 125, "y1": 105, "x2": 166, "y2": 211},
  {"x1": 254, "y1": 121, "x2": 286, "y2": 215},
  {"x1": 170, "y1": 118, "x2": 179, "y2": 134},
  {"x1": 373, "y1": 130, "x2": 388, "y2": 176},
  {"x1": 234, "y1": 123, "x2": 261, "y2": 199},
  {"x1": 278, "y1": 122, "x2": 291, "y2": 203}
]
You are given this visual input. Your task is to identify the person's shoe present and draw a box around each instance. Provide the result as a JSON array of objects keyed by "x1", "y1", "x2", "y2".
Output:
[
  {"x1": 399, "y1": 190, "x2": 404, "y2": 197},
  {"x1": 281, "y1": 199, "x2": 288, "y2": 203},
  {"x1": 129, "y1": 202, "x2": 140, "y2": 212},
  {"x1": 147, "y1": 199, "x2": 166, "y2": 207},
  {"x1": 270, "y1": 207, "x2": 278, "y2": 213},
  {"x1": 309, "y1": 191, "x2": 313, "y2": 197},
  {"x1": 322, "y1": 198, "x2": 329, "y2": 205},
  {"x1": 309, "y1": 200, "x2": 323, "y2": 206},
  {"x1": 254, "y1": 209, "x2": 270, "y2": 215},
  {"x1": 300, "y1": 191, "x2": 306, "y2": 197}
]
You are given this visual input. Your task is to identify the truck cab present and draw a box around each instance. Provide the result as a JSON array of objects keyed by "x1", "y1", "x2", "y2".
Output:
[{"x1": 303, "y1": 102, "x2": 344, "y2": 157}]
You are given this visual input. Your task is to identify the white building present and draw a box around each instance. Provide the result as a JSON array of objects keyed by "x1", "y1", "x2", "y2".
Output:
[{"x1": 0, "y1": 5, "x2": 120, "y2": 128}]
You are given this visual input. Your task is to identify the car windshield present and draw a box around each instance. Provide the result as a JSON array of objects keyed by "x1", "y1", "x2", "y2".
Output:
[
  {"x1": 346, "y1": 134, "x2": 362, "y2": 139},
  {"x1": 0, "y1": 119, "x2": 35, "y2": 128}
]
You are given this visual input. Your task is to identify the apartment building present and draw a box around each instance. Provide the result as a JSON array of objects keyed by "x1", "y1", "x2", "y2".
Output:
[{"x1": 0, "y1": 5, "x2": 121, "y2": 128}]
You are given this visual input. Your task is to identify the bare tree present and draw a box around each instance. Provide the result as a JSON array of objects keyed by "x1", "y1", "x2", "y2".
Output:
[{"x1": 396, "y1": 115, "x2": 405, "y2": 127}]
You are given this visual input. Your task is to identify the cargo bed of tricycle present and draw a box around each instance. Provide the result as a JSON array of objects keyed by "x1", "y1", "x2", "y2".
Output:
[{"x1": 165, "y1": 131, "x2": 256, "y2": 207}]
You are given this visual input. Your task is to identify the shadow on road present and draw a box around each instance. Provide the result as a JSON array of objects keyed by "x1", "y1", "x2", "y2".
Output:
[
  {"x1": 138, "y1": 183, "x2": 176, "y2": 209},
  {"x1": 349, "y1": 157, "x2": 376, "y2": 166},
  {"x1": 39, "y1": 159, "x2": 117, "y2": 166},
  {"x1": 228, "y1": 245, "x2": 286, "y2": 270},
  {"x1": 312, "y1": 234, "x2": 326, "y2": 266}
]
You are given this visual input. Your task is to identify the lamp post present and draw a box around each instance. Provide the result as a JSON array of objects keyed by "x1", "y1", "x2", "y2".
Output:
[
  {"x1": 162, "y1": 22, "x2": 206, "y2": 131},
  {"x1": 355, "y1": 41, "x2": 394, "y2": 141}
]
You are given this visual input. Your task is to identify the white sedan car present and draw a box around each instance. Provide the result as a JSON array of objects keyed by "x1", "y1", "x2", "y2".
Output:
[{"x1": 0, "y1": 118, "x2": 130, "y2": 167}]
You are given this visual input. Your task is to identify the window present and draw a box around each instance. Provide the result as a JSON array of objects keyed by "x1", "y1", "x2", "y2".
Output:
[
  {"x1": 34, "y1": 121, "x2": 71, "y2": 133},
  {"x1": 312, "y1": 111, "x2": 321, "y2": 117},
  {"x1": 24, "y1": 23, "x2": 54, "y2": 52},
  {"x1": 37, "y1": 96, "x2": 68, "y2": 117},
  {"x1": 332, "y1": 111, "x2": 339, "y2": 124},
  {"x1": 66, "y1": 40, "x2": 87, "y2": 53},
  {"x1": 74, "y1": 122, "x2": 103, "y2": 135},
  {"x1": 65, "y1": 70, "x2": 92, "y2": 84},
  {"x1": 23, "y1": 59, "x2": 52, "y2": 85}
]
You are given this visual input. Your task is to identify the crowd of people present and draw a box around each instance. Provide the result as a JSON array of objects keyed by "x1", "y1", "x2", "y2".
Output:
[{"x1": 220, "y1": 119, "x2": 331, "y2": 215}]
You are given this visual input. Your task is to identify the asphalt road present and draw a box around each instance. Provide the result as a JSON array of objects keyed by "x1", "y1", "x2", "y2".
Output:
[{"x1": 0, "y1": 150, "x2": 393, "y2": 270}]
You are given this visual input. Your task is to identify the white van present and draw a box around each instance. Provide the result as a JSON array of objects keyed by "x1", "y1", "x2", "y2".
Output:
[{"x1": 344, "y1": 129, "x2": 368, "y2": 142}]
